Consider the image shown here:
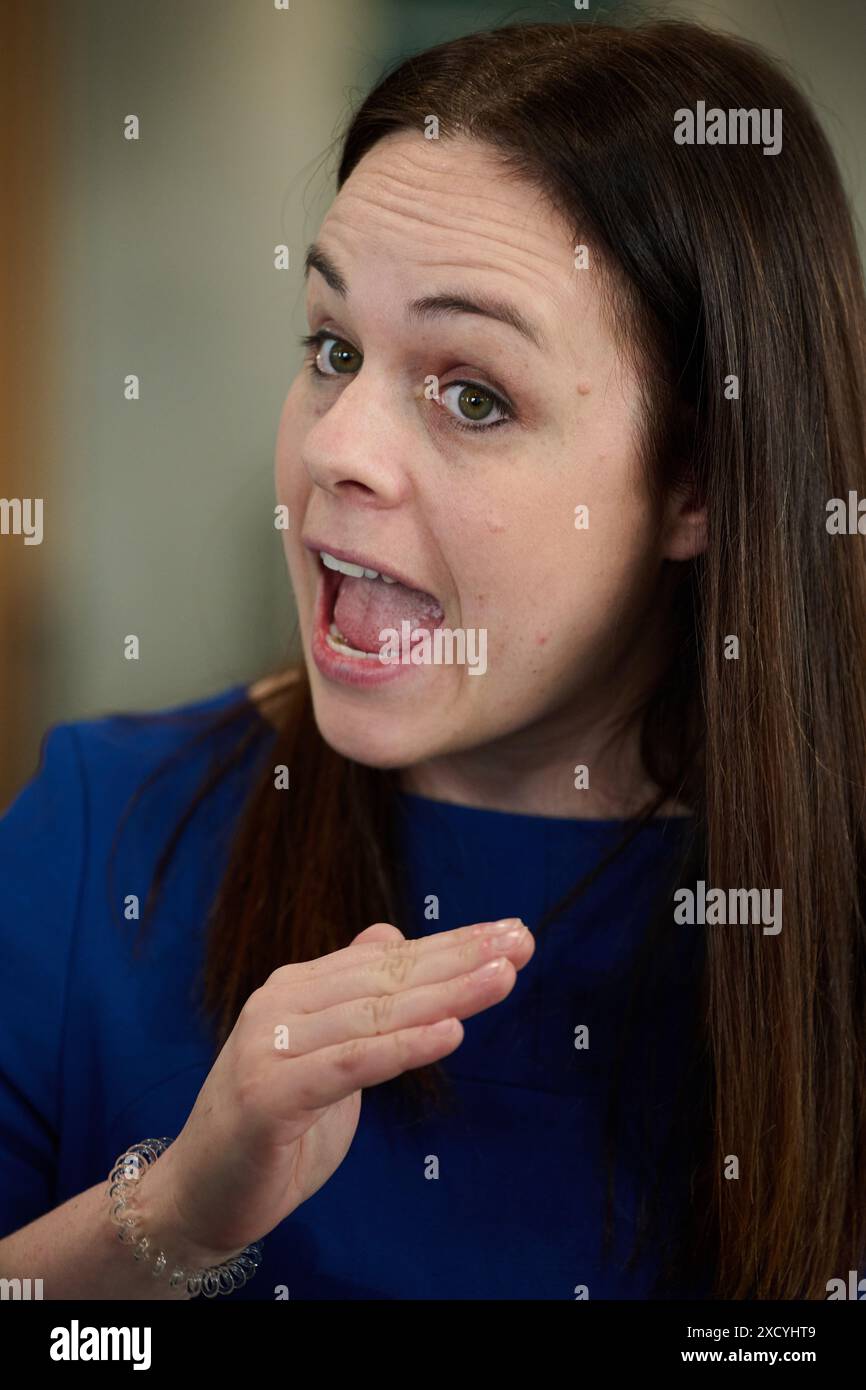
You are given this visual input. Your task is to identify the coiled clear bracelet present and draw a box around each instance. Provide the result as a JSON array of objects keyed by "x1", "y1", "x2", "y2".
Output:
[{"x1": 107, "y1": 1136, "x2": 264, "y2": 1298}]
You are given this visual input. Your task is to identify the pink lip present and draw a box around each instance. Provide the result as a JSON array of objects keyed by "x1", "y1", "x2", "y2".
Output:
[
  {"x1": 305, "y1": 546, "x2": 442, "y2": 689},
  {"x1": 301, "y1": 536, "x2": 441, "y2": 606}
]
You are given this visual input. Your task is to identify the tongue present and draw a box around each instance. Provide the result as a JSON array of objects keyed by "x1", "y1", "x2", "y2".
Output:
[{"x1": 333, "y1": 574, "x2": 444, "y2": 654}]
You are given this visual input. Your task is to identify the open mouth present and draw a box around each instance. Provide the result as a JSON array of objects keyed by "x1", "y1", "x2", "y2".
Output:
[{"x1": 318, "y1": 550, "x2": 445, "y2": 661}]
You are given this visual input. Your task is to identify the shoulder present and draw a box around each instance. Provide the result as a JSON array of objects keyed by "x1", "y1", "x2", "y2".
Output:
[
  {"x1": 0, "y1": 681, "x2": 278, "y2": 907},
  {"x1": 42, "y1": 687, "x2": 244, "y2": 822},
  {"x1": 0, "y1": 671, "x2": 304, "y2": 924},
  {"x1": 66, "y1": 681, "x2": 259, "y2": 778},
  {"x1": 0, "y1": 720, "x2": 87, "y2": 929},
  {"x1": 0, "y1": 681, "x2": 277, "y2": 1015}
]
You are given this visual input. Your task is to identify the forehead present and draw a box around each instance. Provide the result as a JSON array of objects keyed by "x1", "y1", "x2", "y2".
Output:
[{"x1": 313, "y1": 132, "x2": 599, "y2": 347}]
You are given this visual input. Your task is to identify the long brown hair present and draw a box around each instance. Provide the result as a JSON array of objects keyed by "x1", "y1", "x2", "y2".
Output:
[{"x1": 132, "y1": 20, "x2": 866, "y2": 1298}]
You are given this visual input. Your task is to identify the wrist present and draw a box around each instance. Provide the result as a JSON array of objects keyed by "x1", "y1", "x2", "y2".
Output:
[
  {"x1": 134, "y1": 1147, "x2": 247, "y2": 1271},
  {"x1": 107, "y1": 1137, "x2": 263, "y2": 1298}
]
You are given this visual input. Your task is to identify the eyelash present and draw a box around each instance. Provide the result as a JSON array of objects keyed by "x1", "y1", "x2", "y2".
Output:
[{"x1": 298, "y1": 330, "x2": 515, "y2": 434}]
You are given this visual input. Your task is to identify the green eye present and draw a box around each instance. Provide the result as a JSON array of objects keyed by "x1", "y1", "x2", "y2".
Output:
[
  {"x1": 299, "y1": 330, "x2": 514, "y2": 434},
  {"x1": 317, "y1": 335, "x2": 362, "y2": 375},
  {"x1": 441, "y1": 381, "x2": 509, "y2": 429}
]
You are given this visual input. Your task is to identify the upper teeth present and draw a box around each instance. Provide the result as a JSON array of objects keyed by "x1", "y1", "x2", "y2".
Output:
[{"x1": 320, "y1": 551, "x2": 398, "y2": 583}]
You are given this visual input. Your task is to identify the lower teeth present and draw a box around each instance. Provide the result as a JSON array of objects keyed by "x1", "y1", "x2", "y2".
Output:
[{"x1": 326, "y1": 621, "x2": 378, "y2": 660}]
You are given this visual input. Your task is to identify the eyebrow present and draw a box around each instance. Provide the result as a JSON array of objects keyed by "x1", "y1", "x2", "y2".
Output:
[{"x1": 304, "y1": 242, "x2": 546, "y2": 351}]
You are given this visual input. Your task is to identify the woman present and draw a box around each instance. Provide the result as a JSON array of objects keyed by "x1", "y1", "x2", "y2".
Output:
[{"x1": 1, "y1": 18, "x2": 864, "y2": 1301}]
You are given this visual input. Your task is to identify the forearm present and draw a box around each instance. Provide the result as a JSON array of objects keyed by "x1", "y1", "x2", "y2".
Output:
[{"x1": 0, "y1": 1153, "x2": 243, "y2": 1300}]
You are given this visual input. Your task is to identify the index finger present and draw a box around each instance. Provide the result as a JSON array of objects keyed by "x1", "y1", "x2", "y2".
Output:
[{"x1": 287, "y1": 917, "x2": 527, "y2": 981}]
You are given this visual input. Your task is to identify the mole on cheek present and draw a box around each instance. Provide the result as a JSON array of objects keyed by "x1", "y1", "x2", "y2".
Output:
[{"x1": 577, "y1": 382, "x2": 592, "y2": 396}]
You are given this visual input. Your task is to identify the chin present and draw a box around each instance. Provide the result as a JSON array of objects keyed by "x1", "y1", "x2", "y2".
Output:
[{"x1": 310, "y1": 700, "x2": 432, "y2": 771}]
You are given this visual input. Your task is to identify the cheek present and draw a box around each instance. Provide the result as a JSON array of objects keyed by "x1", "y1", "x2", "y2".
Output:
[
  {"x1": 474, "y1": 451, "x2": 658, "y2": 661},
  {"x1": 543, "y1": 505, "x2": 661, "y2": 665},
  {"x1": 274, "y1": 383, "x2": 309, "y2": 504}
]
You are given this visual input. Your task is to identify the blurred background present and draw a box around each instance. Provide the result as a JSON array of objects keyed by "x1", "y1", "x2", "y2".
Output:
[{"x1": 1, "y1": 0, "x2": 865, "y2": 808}]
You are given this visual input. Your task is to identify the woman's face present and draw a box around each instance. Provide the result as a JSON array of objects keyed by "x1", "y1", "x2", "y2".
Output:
[{"x1": 275, "y1": 132, "x2": 699, "y2": 801}]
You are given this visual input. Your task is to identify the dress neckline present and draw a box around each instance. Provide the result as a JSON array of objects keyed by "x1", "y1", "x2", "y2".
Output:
[{"x1": 397, "y1": 789, "x2": 693, "y2": 831}]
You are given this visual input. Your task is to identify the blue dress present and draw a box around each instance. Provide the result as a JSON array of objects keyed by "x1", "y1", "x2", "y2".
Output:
[{"x1": 0, "y1": 685, "x2": 710, "y2": 1299}]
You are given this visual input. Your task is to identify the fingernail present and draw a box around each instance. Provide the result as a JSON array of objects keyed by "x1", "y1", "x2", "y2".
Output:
[
  {"x1": 473, "y1": 957, "x2": 508, "y2": 979},
  {"x1": 429, "y1": 1018, "x2": 458, "y2": 1037},
  {"x1": 478, "y1": 917, "x2": 524, "y2": 932}
]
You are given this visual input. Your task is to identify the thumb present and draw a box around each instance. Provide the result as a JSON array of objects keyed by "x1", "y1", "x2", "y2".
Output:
[{"x1": 353, "y1": 921, "x2": 405, "y2": 946}]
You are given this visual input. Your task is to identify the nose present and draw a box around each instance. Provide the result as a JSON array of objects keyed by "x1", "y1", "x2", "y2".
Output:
[{"x1": 302, "y1": 369, "x2": 413, "y2": 508}]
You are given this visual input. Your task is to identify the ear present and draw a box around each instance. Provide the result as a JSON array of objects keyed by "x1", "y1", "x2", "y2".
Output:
[{"x1": 661, "y1": 479, "x2": 707, "y2": 562}]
